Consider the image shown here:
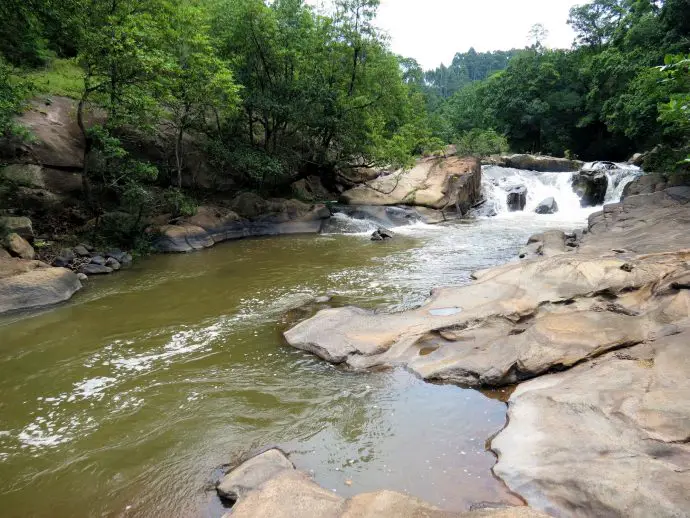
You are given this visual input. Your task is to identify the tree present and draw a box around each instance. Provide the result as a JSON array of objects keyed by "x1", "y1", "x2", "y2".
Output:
[
  {"x1": 161, "y1": 2, "x2": 239, "y2": 188},
  {"x1": 528, "y1": 23, "x2": 549, "y2": 49}
]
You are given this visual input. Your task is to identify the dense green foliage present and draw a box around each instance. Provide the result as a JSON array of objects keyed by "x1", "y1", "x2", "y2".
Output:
[{"x1": 435, "y1": 0, "x2": 690, "y2": 167}]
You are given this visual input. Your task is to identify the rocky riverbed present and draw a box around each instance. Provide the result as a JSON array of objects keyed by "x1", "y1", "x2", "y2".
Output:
[{"x1": 283, "y1": 179, "x2": 690, "y2": 517}]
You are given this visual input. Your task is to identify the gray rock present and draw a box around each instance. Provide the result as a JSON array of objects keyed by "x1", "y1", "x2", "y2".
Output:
[
  {"x1": 0, "y1": 216, "x2": 33, "y2": 240},
  {"x1": 371, "y1": 227, "x2": 394, "y2": 241},
  {"x1": 105, "y1": 249, "x2": 127, "y2": 262},
  {"x1": 79, "y1": 264, "x2": 113, "y2": 275},
  {"x1": 572, "y1": 169, "x2": 608, "y2": 207},
  {"x1": 120, "y1": 253, "x2": 133, "y2": 267},
  {"x1": 90, "y1": 255, "x2": 106, "y2": 266},
  {"x1": 52, "y1": 248, "x2": 76, "y2": 267},
  {"x1": 497, "y1": 154, "x2": 583, "y2": 172},
  {"x1": 218, "y1": 449, "x2": 295, "y2": 502},
  {"x1": 0, "y1": 268, "x2": 82, "y2": 314},
  {"x1": 104, "y1": 257, "x2": 121, "y2": 270},
  {"x1": 4, "y1": 233, "x2": 35, "y2": 260},
  {"x1": 73, "y1": 245, "x2": 90, "y2": 257},
  {"x1": 506, "y1": 186, "x2": 527, "y2": 212},
  {"x1": 534, "y1": 197, "x2": 558, "y2": 214},
  {"x1": 76, "y1": 273, "x2": 88, "y2": 281}
]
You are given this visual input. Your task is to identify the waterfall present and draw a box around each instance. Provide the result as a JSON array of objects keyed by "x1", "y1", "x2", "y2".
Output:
[{"x1": 476, "y1": 163, "x2": 641, "y2": 220}]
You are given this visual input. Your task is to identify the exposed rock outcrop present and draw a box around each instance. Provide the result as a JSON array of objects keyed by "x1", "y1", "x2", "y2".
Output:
[
  {"x1": 0, "y1": 216, "x2": 34, "y2": 240},
  {"x1": 217, "y1": 449, "x2": 549, "y2": 518},
  {"x1": 340, "y1": 156, "x2": 481, "y2": 214},
  {"x1": 284, "y1": 185, "x2": 690, "y2": 517},
  {"x1": 489, "y1": 154, "x2": 583, "y2": 172},
  {"x1": 4, "y1": 233, "x2": 35, "y2": 260},
  {"x1": 153, "y1": 198, "x2": 330, "y2": 253},
  {"x1": 622, "y1": 171, "x2": 690, "y2": 199}
]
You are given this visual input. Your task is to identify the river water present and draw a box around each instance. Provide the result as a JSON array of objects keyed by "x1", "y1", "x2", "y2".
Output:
[{"x1": 0, "y1": 165, "x2": 639, "y2": 517}]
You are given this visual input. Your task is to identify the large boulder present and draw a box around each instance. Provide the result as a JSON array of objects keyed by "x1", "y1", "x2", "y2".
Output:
[
  {"x1": 0, "y1": 265, "x2": 82, "y2": 314},
  {"x1": 572, "y1": 169, "x2": 608, "y2": 207},
  {"x1": 217, "y1": 449, "x2": 550, "y2": 518},
  {"x1": 3, "y1": 233, "x2": 35, "y2": 260},
  {"x1": 622, "y1": 171, "x2": 690, "y2": 199},
  {"x1": 0, "y1": 216, "x2": 34, "y2": 240},
  {"x1": 340, "y1": 156, "x2": 481, "y2": 214},
  {"x1": 497, "y1": 154, "x2": 583, "y2": 172},
  {"x1": 291, "y1": 175, "x2": 334, "y2": 201},
  {"x1": 154, "y1": 223, "x2": 215, "y2": 253},
  {"x1": 0, "y1": 164, "x2": 46, "y2": 188},
  {"x1": 506, "y1": 185, "x2": 527, "y2": 211},
  {"x1": 534, "y1": 197, "x2": 558, "y2": 214}
]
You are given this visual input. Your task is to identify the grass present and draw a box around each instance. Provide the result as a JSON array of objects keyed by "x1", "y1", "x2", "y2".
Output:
[{"x1": 21, "y1": 58, "x2": 83, "y2": 99}]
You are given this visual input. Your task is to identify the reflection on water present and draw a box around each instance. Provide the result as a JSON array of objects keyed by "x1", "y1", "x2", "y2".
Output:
[{"x1": 0, "y1": 211, "x2": 589, "y2": 517}]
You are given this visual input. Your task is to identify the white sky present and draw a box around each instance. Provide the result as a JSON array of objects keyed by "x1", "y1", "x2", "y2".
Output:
[{"x1": 308, "y1": 0, "x2": 588, "y2": 69}]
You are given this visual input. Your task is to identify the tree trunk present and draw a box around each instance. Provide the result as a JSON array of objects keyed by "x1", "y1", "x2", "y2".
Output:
[
  {"x1": 175, "y1": 126, "x2": 184, "y2": 189},
  {"x1": 77, "y1": 94, "x2": 93, "y2": 205}
]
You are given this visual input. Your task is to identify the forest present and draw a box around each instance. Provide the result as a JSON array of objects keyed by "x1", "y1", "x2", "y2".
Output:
[{"x1": 0, "y1": 0, "x2": 688, "y2": 223}]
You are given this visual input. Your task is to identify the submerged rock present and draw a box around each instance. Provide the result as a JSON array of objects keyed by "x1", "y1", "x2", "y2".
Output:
[
  {"x1": 534, "y1": 197, "x2": 558, "y2": 214},
  {"x1": 371, "y1": 227, "x2": 395, "y2": 241},
  {"x1": 506, "y1": 186, "x2": 527, "y2": 212},
  {"x1": 217, "y1": 449, "x2": 549, "y2": 518}
]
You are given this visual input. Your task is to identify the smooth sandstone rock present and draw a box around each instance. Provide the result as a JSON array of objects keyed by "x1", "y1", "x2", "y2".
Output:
[
  {"x1": 219, "y1": 449, "x2": 549, "y2": 518},
  {"x1": 4, "y1": 233, "x2": 35, "y2": 260},
  {"x1": 340, "y1": 156, "x2": 481, "y2": 213},
  {"x1": 0, "y1": 267, "x2": 81, "y2": 313}
]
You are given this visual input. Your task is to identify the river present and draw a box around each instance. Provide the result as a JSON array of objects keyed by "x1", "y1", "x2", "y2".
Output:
[{"x1": 0, "y1": 164, "x2": 639, "y2": 517}]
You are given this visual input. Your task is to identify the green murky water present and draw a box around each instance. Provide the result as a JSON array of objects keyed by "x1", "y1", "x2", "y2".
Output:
[{"x1": 0, "y1": 219, "x2": 576, "y2": 517}]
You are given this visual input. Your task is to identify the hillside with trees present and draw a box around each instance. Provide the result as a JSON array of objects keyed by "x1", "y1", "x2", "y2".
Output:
[{"x1": 0, "y1": 0, "x2": 688, "y2": 248}]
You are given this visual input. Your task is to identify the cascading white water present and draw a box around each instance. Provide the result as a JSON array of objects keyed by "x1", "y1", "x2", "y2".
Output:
[{"x1": 477, "y1": 163, "x2": 641, "y2": 221}]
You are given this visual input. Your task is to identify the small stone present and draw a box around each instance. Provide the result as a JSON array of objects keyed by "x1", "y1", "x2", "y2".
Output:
[
  {"x1": 105, "y1": 257, "x2": 121, "y2": 271},
  {"x1": 77, "y1": 273, "x2": 88, "y2": 281},
  {"x1": 90, "y1": 255, "x2": 106, "y2": 266},
  {"x1": 315, "y1": 295, "x2": 332, "y2": 304},
  {"x1": 105, "y1": 249, "x2": 126, "y2": 262}
]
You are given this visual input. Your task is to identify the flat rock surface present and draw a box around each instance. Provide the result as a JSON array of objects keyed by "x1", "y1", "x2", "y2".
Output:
[{"x1": 219, "y1": 449, "x2": 549, "y2": 518}]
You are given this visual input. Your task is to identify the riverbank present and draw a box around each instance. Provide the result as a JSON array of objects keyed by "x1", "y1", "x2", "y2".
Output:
[{"x1": 283, "y1": 180, "x2": 690, "y2": 516}]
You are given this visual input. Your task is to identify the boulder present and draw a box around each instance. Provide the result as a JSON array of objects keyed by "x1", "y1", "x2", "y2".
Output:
[
  {"x1": 105, "y1": 257, "x2": 121, "y2": 270},
  {"x1": 0, "y1": 216, "x2": 33, "y2": 240},
  {"x1": 4, "y1": 233, "x2": 35, "y2": 260},
  {"x1": 291, "y1": 175, "x2": 334, "y2": 201},
  {"x1": 0, "y1": 164, "x2": 46, "y2": 188},
  {"x1": 534, "y1": 197, "x2": 558, "y2": 214},
  {"x1": 120, "y1": 253, "x2": 133, "y2": 267},
  {"x1": 506, "y1": 186, "x2": 527, "y2": 212},
  {"x1": 340, "y1": 156, "x2": 481, "y2": 213},
  {"x1": 628, "y1": 152, "x2": 646, "y2": 166},
  {"x1": 371, "y1": 227, "x2": 394, "y2": 241},
  {"x1": 73, "y1": 245, "x2": 91, "y2": 257},
  {"x1": 154, "y1": 223, "x2": 215, "y2": 253},
  {"x1": 218, "y1": 449, "x2": 550, "y2": 518},
  {"x1": 79, "y1": 264, "x2": 113, "y2": 275},
  {"x1": 230, "y1": 192, "x2": 269, "y2": 219},
  {"x1": 52, "y1": 248, "x2": 76, "y2": 267},
  {"x1": 0, "y1": 266, "x2": 81, "y2": 314},
  {"x1": 622, "y1": 171, "x2": 690, "y2": 199},
  {"x1": 518, "y1": 230, "x2": 567, "y2": 260},
  {"x1": 572, "y1": 169, "x2": 608, "y2": 207},
  {"x1": 497, "y1": 154, "x2": 583, "y2": 172},
  {"x1": 90, "y1": 255, "x2": 106, "y2": 266}
]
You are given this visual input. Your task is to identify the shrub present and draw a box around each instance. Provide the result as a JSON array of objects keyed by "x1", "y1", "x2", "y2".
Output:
[
  {"x1": 455, "y1": 129, "x2": 509, "y2": 158},
  {"x1": 162, "y1": 187, "x2": 198, "y2": 218}
]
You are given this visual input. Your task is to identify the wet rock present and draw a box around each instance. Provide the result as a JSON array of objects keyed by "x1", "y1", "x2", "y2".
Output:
[
  {"x1": 4, "y1": 233, "x2": 35, "y2": 260},
  {"x1": 493, "y1": 325, "x2": 690, "y2": 518},
  {"x1": 105, "y1": 257, "x2": 121, "y2": 271},
  {"x1": 76, "y1": 273, "x2": 88, "y2": 281},
  {"x1": 0, "y1": 267, "x2": 82, "y2": 314},
  {"x1": 154, "y1": 223, "x2": 215, "y2": 253},
  {"x1": 79, "y1": 264, "x2": 113, "y2": 275},
  {"x1": 371, "y1": 227, "x2": 394, "y2": 241},
  {"x1": 105, "y1": 249, "x2": 127, "y2": 262},
  {"x1": 572, "y1": 169, "x2": 608, "y2": 207},
  {"x1": 218, "y1": 449, "x2": 549, "y2": 518},
  {"x1": 0, "y1": 216, "x2": 33, "y2": 240},
  {"x1": 506, "y1": 186, "x2": 527, "y2": 212},
  {"x1": 90, "y1": 255, "x2": 106, "y2": 266},
  {"x1": 52, "y1": 248, "x2": 75, "y2": 267},
  {"x1": 496, "y1": 154, "x2": 583, "y2": 172},
  {"x1": 340, "y1": 156, "x2": 481, "y2": 213},
  {"x1": 534, "y1": 197, "x2": 558, "y2": 214},
  {"x1": 73, "y1": 245, "x2": 90, "y2": 257}
]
